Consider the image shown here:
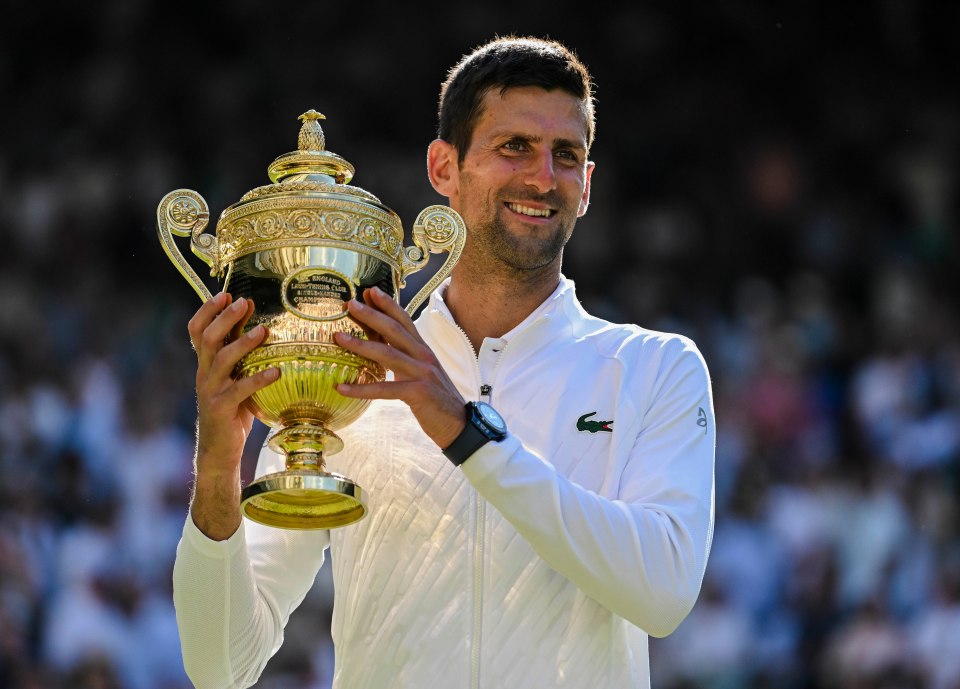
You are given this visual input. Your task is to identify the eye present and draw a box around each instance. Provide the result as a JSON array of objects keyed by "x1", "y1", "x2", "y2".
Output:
[
  {"x1": 502, "y1": 140, "x2": 526, "y2": 152},
  {"x1": 555, "y1": 149, "x2": 580, "y2": 164}
]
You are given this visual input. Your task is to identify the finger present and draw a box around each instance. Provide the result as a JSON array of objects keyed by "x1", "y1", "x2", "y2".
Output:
[
  {"x1": 346, "y1": 297, "x2": 425, "y2": 358},
  {"x1": 365, "y1": 286, "x2": 420, "y2": 339},
  {"x1": 352, "y1": 317, "x2": 384, "y2": 344},
  {"x1": 229, "y1": 298, "x2": 257, "y2": 342},
  {"x1": 198, "y1": 297, "x2": 250, "y2": 373},
  {"x1": 333, "y1": 331, "x2": 430, "y2": 378},
  {"x1": 336, "y1": 380, "x2": 416, "y2": 401},
  {"x1": 226, "y1": 366, "x2": 281, "y2": 408},
  {"x1": 188, "y1": 292, "x2": 229, "y2": 351},
  {"x1": 209, "y1": 324, "x2": 270, "y2": 383}
]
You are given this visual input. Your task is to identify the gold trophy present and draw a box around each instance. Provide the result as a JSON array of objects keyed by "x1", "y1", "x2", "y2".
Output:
[{"x1": 157, "y1": 110, "x2": 465, "y2": 530}]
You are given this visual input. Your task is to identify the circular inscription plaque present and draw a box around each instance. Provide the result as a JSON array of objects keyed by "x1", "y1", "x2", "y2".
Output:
[{"x1": 281, "y1": 268, "x2": 356, "y2": 321}]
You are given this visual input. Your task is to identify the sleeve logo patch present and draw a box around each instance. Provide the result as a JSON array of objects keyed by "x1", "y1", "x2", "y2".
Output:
[
  {"x1": 577, "y1": 411, "x2": 613, "y2": 433},
  {"x1": 697, "y1": 407, "x2": 708, "y2": 432}
]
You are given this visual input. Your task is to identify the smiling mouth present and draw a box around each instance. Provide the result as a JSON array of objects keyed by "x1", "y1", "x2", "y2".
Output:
[{"x1": 505, "y1": 202, "x2": 555, "y2": 218}]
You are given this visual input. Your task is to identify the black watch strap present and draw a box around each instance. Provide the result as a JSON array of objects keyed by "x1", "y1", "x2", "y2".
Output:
[{"x1": 443, "y1": 401, "x2": 507, "y2": 466}]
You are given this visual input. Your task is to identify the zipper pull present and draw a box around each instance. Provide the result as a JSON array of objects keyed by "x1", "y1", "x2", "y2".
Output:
[{"x1": 480, "y1": 384, "x2": 492, "y2": 402}]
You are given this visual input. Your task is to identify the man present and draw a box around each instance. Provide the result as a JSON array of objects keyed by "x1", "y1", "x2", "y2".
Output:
[{"x1": 174, "y1": 36, "x2": 715, "y2": 689}]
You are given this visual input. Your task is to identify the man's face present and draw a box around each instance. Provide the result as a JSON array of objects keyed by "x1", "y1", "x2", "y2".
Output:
[{"x1": 447, "y1": 86, "x2": 594, "y2": 274}]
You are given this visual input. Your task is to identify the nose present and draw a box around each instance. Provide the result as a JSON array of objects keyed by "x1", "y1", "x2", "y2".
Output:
[{"x1": 524, "y1": 150, "x2": 557, "y2": 194}]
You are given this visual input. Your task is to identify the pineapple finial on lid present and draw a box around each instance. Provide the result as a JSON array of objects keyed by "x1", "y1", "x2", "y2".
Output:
[
  {"x1": 266, "y1": 109, "x2": 354, "y2": 184},
  {"x1": 298, "y1": 110, "x2": 326, "y2": 152}
]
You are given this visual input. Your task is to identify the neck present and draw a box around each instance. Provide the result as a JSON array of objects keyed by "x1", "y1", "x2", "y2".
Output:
[{"x1": 444, "y1": 258, "x2": 561, "y2": 351}]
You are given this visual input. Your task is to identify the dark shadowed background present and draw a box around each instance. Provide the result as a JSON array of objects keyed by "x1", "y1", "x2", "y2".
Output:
[{"x1": 2, "y1": 2, "x2": 959, "y2": 688}]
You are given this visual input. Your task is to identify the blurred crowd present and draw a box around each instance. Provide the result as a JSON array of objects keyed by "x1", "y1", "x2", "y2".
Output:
[{"x1": 1, "y1": 2, "x2": 958, "y2": 688}]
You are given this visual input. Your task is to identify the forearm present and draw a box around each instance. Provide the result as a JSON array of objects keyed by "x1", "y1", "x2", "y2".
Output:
[{"x1": 191, "y1": 459, "x2": 243, "y2": 541}]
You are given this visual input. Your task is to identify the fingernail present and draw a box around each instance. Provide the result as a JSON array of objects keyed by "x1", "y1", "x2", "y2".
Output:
[
  {"x1": 349, "y1": 299, "x2": 364, "y2": 311},
  {"x1": 232, "y1": 297, "x2": 246, "y2": 310},
  {"x1": 247, "y1": 325, "x2": 263, "y2": 338},
  {"x1": 372, "y1": 286, "x2": 384, "y2": 296},
  {"x1": 265, "y1": 367, "x2": 280, "y2": 380}
]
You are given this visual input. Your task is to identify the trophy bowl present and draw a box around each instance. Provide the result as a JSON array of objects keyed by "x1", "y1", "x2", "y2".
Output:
[{"x1": 157, "y1": 110, "x2": 465, "y2": 530}]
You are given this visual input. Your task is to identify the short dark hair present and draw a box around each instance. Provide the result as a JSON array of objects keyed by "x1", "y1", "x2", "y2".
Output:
[{"x1": 437, "y1": 36, "x2": 596, "y2": 161}]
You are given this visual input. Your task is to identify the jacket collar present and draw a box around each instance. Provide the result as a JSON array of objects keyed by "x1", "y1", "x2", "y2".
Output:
[
  {"x1": 414, "y1": 276, "x2": 589, "y2": 399},
  {"x1": 417, "y1": 275, "x2": 584, "y2": 349}
]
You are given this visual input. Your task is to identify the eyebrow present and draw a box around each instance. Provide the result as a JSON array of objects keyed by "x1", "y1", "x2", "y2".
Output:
[
  {"x1": 499, "y1": 133, "x2": 588, "y2": 151},
  {"x1": 552, "y1": 137, "x2": 587, "y2": 151}
]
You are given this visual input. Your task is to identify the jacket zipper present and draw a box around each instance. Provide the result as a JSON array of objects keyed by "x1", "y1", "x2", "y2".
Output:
[
  {"x1": 436, "y1": 311, "x2": 536, "y2": 689},
  {"x1": 435, "y1": 314, "x2": 486, "y2": 689},
  {"x1": 471, "y1": 344, "x2": 518, "y2": 688},
  {"x1": 472, "y1": 373, "x2": 501, "y2": 689}
]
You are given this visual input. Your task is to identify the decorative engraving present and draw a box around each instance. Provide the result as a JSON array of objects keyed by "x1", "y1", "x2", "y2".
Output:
[
  {"x1": 289, "y1": 210, "x2": 319, "y2": 237},
  {"x1": 240, "y1": 182, "x2": 381, "y2": 203},
  {"x1": 156, "y1": 189, "x2": 217, "y2": 301},
  {"x1": 214, "y1": 197, "x2": 406, "y2": 270},
  {"x1": 194, "y1": 229, "x2": 217, "y2": 254},
  {"x1": 425, "y1": 214, "x2": 454, "y2": 242},
  {"x1": 324, "y1": 211, "x2": 355, "y2": 239},
  {"x1": 256, "y1": 211, "x2": 284, "y2": 239},
  {"x1": 358, "y1": 220, "x2": 381, "y2": 247},
  {"x1": 401, "y1": 205, "x2": 467, "y2": 315},
  {"x1": 383, "y1": 231, "x2": 399, "y2": 256},
  {"x1": 417, "y1": 207, "x2": 461, "y2": 249},
  {"x1": 239, "y1": 342, "x2": 384, "y2": 377},
  {"x1": 170, "y1": 199, "x2": 199, "y2": 227}
]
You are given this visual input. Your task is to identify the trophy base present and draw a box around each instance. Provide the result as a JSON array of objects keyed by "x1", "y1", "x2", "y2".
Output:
[{"x1": 240, "y1": 469, "x2": 366, "y2": 530}]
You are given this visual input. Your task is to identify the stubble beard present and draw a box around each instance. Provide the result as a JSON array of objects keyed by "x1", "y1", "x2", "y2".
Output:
[
  {"x1": 470, "y1": 192, "x2": 577, "y2": 276},
  {"x1": 482, "y1": 213, "x2": 568, "y2": 273}
]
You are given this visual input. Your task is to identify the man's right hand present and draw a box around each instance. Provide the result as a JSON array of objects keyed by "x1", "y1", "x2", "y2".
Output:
[{"x1": 186, "y1": 292, "x2": 280, "y2": 540}]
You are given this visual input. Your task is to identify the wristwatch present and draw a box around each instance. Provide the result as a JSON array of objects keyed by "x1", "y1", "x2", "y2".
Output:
[{"x1": 443, "y1": 401, "x2": 508, "y2": 466}]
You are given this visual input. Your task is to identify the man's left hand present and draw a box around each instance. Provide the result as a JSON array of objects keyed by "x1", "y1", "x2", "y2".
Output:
[{"x1": 334, "y1": 286, "x2": 466, "y2": 450}]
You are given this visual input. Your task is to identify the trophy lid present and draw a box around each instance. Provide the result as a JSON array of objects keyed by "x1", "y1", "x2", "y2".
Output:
[
  {"x1": 213, "y1": 110, "x2": 403, "y2": 272},
  {"x1": 267, "y1": 110, "x2": 356, "y2": 184},
  {"x1": 236, "y1": 110, "x2": 384, "y2": 206}
]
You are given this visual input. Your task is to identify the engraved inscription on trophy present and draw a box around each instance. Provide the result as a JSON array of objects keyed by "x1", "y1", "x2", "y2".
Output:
[{"x1": 283, "y1": 269, "x2": 355, "y2": 321}]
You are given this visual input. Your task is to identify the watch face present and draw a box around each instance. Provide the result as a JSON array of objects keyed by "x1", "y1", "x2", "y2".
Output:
[{"x1": 476, "y1": 402, "x2": 506, "y2": 433}]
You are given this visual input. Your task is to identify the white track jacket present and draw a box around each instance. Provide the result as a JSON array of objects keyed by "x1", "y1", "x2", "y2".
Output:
[{"x1": 173, "y1": 277, "x2": 716, "y2": 689}]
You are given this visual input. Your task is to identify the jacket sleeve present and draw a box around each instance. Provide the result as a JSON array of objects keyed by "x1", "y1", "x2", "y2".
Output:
[
  {"x1": 172, "y1": 448, "x2": 330, "y2": 689},
  {"x1": 461, "y1": 341, "x2": 715, "y2": 638}
]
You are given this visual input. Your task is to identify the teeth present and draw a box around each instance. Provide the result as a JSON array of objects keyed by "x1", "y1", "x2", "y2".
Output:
[{"x1": 507, "y1": 202, "x2": 553, "y2": 218}]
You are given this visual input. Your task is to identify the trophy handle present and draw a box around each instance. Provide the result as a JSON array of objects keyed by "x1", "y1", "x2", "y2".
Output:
[
  {"x1": 400, "y1": 205, "x2": 466, "y2": 316},
  {"x1": 157, "y1": 189, "x2": 219, "y2": 302}
]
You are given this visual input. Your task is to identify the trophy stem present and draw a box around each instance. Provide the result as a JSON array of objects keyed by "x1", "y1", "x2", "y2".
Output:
[
  {"x1": 239, "y1": 422, "x2": 366, "y2": 530},
  {"x1": 286, "y1": 451, "x2": 323, "y2": 472},
  {"x1": 269, "y1": 421, "x2": 345, "y2": 468}
]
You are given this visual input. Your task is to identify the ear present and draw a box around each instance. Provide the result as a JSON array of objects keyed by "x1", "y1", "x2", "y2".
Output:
[
  {"x1": 427, "y1": 138, "x2": 459, "y2": 201},
  {"x1": 577, "y1": 160, "x2": 596, "y2": 217}
]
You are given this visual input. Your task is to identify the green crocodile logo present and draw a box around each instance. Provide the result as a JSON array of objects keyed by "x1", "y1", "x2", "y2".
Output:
[{"x1": 577, "y1": 411, "x2": 613, "y2": 433}]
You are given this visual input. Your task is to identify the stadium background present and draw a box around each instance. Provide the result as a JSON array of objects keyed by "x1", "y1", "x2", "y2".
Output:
[{"x1": 1, "y1": 2, "x2": 958, "y2": 687}]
